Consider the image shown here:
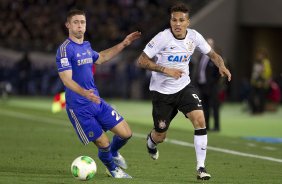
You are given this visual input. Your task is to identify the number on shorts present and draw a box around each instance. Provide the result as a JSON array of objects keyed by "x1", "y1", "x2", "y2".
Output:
[
  {"x1": 192, "y1": 94, "x2": 202, "y2": 103},
  {"x1": 111, "y1": 110, "x2": 121, "y2": 121}
]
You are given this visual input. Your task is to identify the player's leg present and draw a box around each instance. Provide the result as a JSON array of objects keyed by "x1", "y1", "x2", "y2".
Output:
[
  {"x1": 96, "y1": 100, "x2": 132, "y2": 176},
  {"x1": 147, "y1": 91, "x2": 178, "y2": 160},
  {"x1": 186, "y1": 110, "x2": 208, "y2": 168},
  {"x1": 93, "y1": 133, "x2": 116, "y2": 172},
  {"x1": 67, "y1": 107, "x2": 118, "y2": 175},
  {"x1": 178, "y1": 85, "x2": 211, "y2": 180},
  {"x1": 67, "y1": 106, "x2": 131, "y2": 178},
  {"x1": 94, "y1": 132, "x2": 132, "y2": 178},
  {"x1": 186, "y1": 110, "x2": 211, "y2": 180},
  {"x1": 110, "y1": 120, "x2": 132, "y2": 169},
  {"x1": 146, "y1": 130, "x2": 165, "y2": 160}
]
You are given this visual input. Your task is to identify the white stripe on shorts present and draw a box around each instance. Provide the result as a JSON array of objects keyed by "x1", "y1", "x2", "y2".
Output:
[{"x1": 69, "y1": 109, "x2": 89, "y2": 144}]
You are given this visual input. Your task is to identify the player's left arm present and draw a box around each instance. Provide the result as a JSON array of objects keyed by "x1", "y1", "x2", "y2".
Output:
[
  {"x1": 207, "y1": 49, "x2": 232, "y2": 81},
  {"x1": 95, "y1": 31, "x2": 141, "y2": 65}
]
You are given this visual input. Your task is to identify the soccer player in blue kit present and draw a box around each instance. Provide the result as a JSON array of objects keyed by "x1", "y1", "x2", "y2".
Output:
[{"x1": 56, "y1": 9, "x2": 141, "y2": 178}]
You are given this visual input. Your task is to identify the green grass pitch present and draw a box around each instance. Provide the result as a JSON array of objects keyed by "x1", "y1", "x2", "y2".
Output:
[{"x1": 0, "y1": 97, "x2": 281, "y2": 183}]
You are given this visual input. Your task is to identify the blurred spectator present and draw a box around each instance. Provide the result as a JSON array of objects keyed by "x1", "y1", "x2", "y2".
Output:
[
  {"x1": 265, "y1": 80, "x2": 281, "y2": 111},
  {"x1": 249, "y1": 48, "x2": 272, "y2": 114},
  {"x1": 17, "y1": 52, "x2": 32, "y2": 94},
  {"x1": 196, "y1": 38, "x2": 221, "y2": 131}
]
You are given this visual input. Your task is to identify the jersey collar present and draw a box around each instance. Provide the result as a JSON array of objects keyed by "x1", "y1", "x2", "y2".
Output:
[{"x1": 170, "y1": 28, "x2": 187, "y2": 40}]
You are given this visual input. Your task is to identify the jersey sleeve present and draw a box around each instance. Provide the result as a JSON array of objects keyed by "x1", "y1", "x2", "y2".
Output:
[
  {"x1": 194, "y1": 31, "x2": 211, "y2": 55},
  {"x1": 143, "y1": 32, "x2": 166, "y2": 58},
  {"x1": 56, "y1": 43, "x2": 73, "y2": 72},
  {"x1": 85, "y1": 41, "x2": 99, "y2": 63},
  {"x1": 91, "y1": 49, "x2": 99, "y2": 63}
]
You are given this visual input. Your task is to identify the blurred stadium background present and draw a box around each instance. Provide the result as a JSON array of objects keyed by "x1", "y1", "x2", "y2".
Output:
[
  {"x1": 0, "y1": 0, "x2": 281, "y2": 183},
  {"x1": 1, "y1": 0, "x2": 281, "y2": 100}
]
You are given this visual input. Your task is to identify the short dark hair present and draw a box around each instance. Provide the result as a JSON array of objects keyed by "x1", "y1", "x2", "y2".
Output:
[
  {"x1": 66, "y1": 9, "x2": 85, "y2": 22},
  {"x1": 170, "y1": 3, "x2": 189, "y2": 17}
]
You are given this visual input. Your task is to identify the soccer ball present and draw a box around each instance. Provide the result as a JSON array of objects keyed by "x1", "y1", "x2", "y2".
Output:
[{"x1": 71, "y1": 156, "x2": 97, "y2": 181}]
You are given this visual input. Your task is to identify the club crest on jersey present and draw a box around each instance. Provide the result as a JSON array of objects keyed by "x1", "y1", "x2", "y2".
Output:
[
  {"x1": 60, "y1": 58, "x2": 70, "y2": 67},
  {"x1": 186, "y1": 41, "x2": 194, "y2": 52},
  {"x1": 158, "y1": 120, "x2": 166, "y2": 129},
  {"x1": 168, "y1": 55, "x2": 191, "y2": 62},
  {"x1": 87, "y1": 49, "x2": 91, "y2": 56},
  {"x1": 88, "y1": 131, "x2": 94, "y2": 138}
]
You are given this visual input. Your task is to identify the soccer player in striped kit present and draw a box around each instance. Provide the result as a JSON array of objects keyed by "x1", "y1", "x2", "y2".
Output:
[
  {"x1": 137, "y1": 3, "x2": 231, "y2": 180},
  {"x1": 56, "y1": 9, "x2": 141, "y2": 178}
]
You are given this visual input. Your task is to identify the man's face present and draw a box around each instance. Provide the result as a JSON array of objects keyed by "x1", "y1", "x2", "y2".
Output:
[
  {"x1": 66, "y1": 15, "x2": 86, "y2": 39},
  {"x1": 170, "y1": 12, "x2": 189, "y2": 39}
]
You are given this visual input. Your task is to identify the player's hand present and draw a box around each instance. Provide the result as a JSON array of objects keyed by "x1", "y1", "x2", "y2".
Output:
[
  {"x1": 164, "y1": 67, "x2": 185, "y2": 79},
  {"x1": 219, "y1": 66, "x2": 232, "y2": 81},
  {"x1": 83, "y1": 89, "x2": 101, "y2": 104},
  {"x1": 122, "y1": 31, "x2": 141, "y2": 47}
]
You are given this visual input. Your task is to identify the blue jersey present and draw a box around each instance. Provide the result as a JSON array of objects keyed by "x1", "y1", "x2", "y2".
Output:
[{"x1": 56, "y1": 38, "x2": 99, "y2": 108}]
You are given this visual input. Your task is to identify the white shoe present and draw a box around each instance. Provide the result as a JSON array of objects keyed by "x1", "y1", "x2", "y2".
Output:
[
  {"x1": 106, "y1": 167, "x2": 132, "y2": 178},
  {"x1": 113, "y1": 153, "x2": 128, "y2": 169},
  {"x1": 197, "y1": 167, "x2": 211, "y2": 180}
]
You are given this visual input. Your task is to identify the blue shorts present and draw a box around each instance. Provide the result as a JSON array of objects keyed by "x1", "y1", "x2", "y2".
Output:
[{"x1": 66, "y1": 99, "x2": 124, "y2": 145}]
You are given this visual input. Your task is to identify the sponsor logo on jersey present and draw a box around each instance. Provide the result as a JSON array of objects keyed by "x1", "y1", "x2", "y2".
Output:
[
  {"x1": 148, "y1": 41, "x2": 155, "y2": 48},
  {"x1": 167, "y1": 55, "x2": 191, "y2": 62},
  {"x1": 77, "y1": 58, "x2": 93, "y2": 66},
  {"x1": 60, "y1": 58, "x2": 70, "y2": 67},
  {"x1": 76, "y1": 53, "x2": 81, "y2": 57}
]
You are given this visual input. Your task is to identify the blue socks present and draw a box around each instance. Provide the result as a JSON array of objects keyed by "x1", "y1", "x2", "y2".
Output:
[
  {"x1": 98, "y1": 135, "x2": 131, "y2": 171},
  {"x1": 98, "y1": 145, "x2": 116, "y2": 171},
  {"x1": 111, "y1": 135, "x2": 131, "y2": 157}
]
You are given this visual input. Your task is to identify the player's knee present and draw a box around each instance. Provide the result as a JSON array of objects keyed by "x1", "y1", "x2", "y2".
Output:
[
  {"x1": 118, "y1": 130, "x2": 132, "y2": 140},
  {"x1": 94, "y1": 134, "x2": 110, "y2": 148},
  {"x1": 95, "y1": 139, "x2": 110, "y2": 148},
  {"x1": 123, "y1": 128, "x2": 133, "y2": 139},
  {"x1": 192, "y1": 114, "x2": 206, "y2": 129},
  {"x1": 123, "y1": 133, "x2": 132, "y2": 141}
]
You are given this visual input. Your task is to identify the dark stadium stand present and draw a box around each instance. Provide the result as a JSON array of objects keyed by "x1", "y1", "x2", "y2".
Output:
[{"x1": 0, "y1": 0, "x2": 210, "y2": 52}]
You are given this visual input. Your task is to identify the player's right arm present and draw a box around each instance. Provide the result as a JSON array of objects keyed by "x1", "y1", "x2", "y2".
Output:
[
  {"x1": 137, "y1": 52, "x2": 184, "y2": 79},
  {"x1": 58, "y1": 70, "x2": 100, "y2": 104}
]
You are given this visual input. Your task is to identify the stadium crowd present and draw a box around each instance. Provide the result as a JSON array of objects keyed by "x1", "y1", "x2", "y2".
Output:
[
  {"x1": 1, "y1": 0, "x2": 159, "y2": 52},
  {"x1": 0, "y1": 0, "x2": 210, "y2": 97},
  {"x1": 0, "y1": 0, "x2": 209, "y2": 52}
]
